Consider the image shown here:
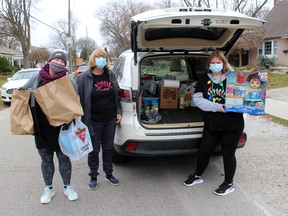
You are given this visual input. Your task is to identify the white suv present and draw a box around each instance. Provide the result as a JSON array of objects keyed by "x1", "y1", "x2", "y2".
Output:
[{"x1": 112, "y1": 7, "x2": 264, "y2": 162}]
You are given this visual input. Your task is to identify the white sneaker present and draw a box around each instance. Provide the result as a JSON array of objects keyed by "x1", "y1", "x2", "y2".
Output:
[
  {"x1": 40, "y1": 187, "x2": 55, "y2": 204},
  {"x1": 64, "y1": 185, "x2": 78, "y2": 201}
]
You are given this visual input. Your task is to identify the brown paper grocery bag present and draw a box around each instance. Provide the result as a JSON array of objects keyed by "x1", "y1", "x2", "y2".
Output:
[
  {"x1": 10, "y1": 90, "x2": 35, "y2": 135},
  {"x1": 34, "y1": 76, "x2": 84, "y2": 126}
]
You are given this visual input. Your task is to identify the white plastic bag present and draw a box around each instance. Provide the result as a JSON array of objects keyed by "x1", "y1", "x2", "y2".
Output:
[{"x1": 59, "y1": 118, "x2": 93, "y2": 161}]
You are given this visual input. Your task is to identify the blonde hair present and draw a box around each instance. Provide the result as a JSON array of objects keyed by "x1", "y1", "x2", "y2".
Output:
[
  {"x1": 205, "y1": 50, "x2": 230, "y2": 74},
  {"x1": 88, "y1": 48, "x2": 110, "y2": 68}
]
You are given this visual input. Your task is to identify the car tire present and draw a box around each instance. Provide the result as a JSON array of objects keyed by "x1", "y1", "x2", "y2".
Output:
[{"x1": 3, "y1": 102, "x2": 11, "y2": 106}]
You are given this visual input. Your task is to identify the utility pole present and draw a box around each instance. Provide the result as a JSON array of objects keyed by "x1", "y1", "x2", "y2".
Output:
[
  {"x1": 86, "y1": 26, "x2": 89, "y2": 61},
  {"x1": 67, "y1": 0, "x2": 73, "y2": 69}
]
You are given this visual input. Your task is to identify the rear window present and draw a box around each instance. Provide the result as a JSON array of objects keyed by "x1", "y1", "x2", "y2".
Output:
[
  {"x1": 145, "y1": 27, "x2": 226, "y2": 41},
  {"x1": 114, "y1": 56, "x2": 126, "y2": 81},
  {"x1": 140, "y1": 55, "x2": 208, "y2": 82}
]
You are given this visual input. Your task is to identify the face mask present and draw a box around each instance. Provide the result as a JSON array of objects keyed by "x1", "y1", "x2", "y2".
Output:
[
  {"x1": 49, "y1": 61, "x2": 65, "y2": 73},
  {"x1": 95, "y1": 57, "x2": 107, "y2": 69},
  {"x1": 209, "y1": 63, "x2": 223, "y2": 73}
]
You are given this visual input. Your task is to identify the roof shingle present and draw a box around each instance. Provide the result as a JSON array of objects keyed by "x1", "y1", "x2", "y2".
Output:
[{"x1": 265, "y1": 0, "x2": 288, "y2": 38}]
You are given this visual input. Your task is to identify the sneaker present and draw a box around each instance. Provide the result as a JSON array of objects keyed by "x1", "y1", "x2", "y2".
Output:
[
  {"x1": 88, "y1": 179, "x2": 98, "y2": 190},
  {"x1": 214, "y1": 182, "x2": 235, "y2": 196},
  {"x1": 105, "y1": 175, "x2": 119, "y2": 186},
  {"x1": 64, "y1": 185, "x2": 78, "y2": 201},
  {"x1": 40, "y1": 187, "x2": 55, "y2": 204},
  {"x1": 184, "y1": 174, "x2": 203, "y2": 186}
]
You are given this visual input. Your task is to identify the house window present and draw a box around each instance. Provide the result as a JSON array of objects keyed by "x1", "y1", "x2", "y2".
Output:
[
  {"x1": 273, "y1": 41, "x2": 278, "y2": 55},
  {"x1": 264, "y1": 41, "x2": 272, "y2": 55},
  {"x1": 259, "y1": 40, "x2": 278, "y2": 57}
]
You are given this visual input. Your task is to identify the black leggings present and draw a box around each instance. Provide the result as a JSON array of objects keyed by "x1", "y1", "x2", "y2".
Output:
[
  {"x1": 38, "y1": 148, "x2": 72, "y2": 186},
  {"x1": 195, "y1": 119, "x2": 244, "y2": 183}
]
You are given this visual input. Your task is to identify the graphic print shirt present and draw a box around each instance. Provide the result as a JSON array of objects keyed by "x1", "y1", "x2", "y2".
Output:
[
  {"x1": 194, "y1": 74, "x2": 243, "y2": 131},
  {"x1": 91, "y1": 71, "x2": 116, "y2": 122}
]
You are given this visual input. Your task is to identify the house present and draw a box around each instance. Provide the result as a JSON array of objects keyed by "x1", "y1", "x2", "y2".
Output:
[
  {"x1": 251, "y1": 0, "x2": 288, "y2": 66},
  {"x1": 0, "y1": 46, "x2": 24, "y2": 68}
]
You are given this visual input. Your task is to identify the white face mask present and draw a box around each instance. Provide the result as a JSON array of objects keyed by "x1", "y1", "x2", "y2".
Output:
[{"x1": 209, "y1": 64, "x2": 223, "y2": 73}]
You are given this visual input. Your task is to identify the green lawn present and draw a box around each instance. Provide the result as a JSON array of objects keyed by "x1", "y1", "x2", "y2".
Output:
[{"x1": 267, "y1": 71, "x2": 288, "y2": 89}]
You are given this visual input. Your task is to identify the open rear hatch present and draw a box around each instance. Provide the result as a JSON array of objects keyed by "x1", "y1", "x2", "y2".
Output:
[
  {"x1": 131, "y1": 7, "x2": 265, "y2": 64},
  {"x1": 131, "y1": 7, "x2": 265, "y2": 128}
]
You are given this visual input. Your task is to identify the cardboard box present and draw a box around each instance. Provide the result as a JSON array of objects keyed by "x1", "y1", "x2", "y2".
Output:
[
  {"x1": 224, "y1": 70, "x2": 268, "y2": 115},
  {"x1": 159, "y1": 87, "x2": 178, "y2": 109}
]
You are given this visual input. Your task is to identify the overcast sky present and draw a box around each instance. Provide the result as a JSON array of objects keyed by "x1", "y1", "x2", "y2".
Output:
[
  {"x1": 30, "y1": 0, "x2": 273, "y2": 49},
  {"x1": 30, "y1": 0, "x2": 159, "y2": 49},
  {"x1": 30, "y1": 0, "x2": 108, "y2": 48}
]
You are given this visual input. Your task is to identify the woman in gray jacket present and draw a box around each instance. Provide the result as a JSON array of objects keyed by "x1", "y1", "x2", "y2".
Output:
[
  {"x1": 21, "y1": 50, "x2": 78, "y2": 204},
  {"x1": 75, "y1": 48, "x2": 122, "y2": 190}
]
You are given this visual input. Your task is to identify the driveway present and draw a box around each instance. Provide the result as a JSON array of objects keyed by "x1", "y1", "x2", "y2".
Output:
[{"x1": 0, "y1": 108, "x2": 287, "y2": 216}]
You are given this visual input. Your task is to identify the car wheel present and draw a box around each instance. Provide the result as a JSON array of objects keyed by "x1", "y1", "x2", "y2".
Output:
[{"x1": 3, "y1": 102, "x2": 11, "y2": 106}]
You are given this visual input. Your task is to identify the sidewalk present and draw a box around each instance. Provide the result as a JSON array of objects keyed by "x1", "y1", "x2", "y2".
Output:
[{"x1": 265, "y1": 87, "x2": 288, "y2": 121}]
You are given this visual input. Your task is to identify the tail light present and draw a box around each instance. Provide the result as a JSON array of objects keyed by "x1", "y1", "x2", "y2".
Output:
[
  {"x1": 119, "y1": 88, "x2": 131, "y2": 102},
  {"x1": 239, "y1": 133, "x2": 247, "y2": 143},
  {"x1": 125, "y1": 141, "x2": 138, "y2": 151}
]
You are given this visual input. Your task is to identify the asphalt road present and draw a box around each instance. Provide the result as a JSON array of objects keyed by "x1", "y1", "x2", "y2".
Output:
[{"x1": 0, "y1": 107, "x2": 287, "y2": 216}]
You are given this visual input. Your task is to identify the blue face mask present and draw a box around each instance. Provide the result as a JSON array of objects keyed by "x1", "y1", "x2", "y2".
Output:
[
  {"x1": 209, "y1": 63, "x2": 223, "y2": 73},
  {"x1": 95, "y1": 57, "x2": 107, "y2": 69}
]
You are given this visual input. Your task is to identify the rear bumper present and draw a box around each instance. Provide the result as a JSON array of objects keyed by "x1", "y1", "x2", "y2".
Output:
[
  {"x1": 114, "y1": 132, "x2": 247, "y2": 157},
  {"x1": 114, "y1": 138, "x2": 202, "y2": 157}
]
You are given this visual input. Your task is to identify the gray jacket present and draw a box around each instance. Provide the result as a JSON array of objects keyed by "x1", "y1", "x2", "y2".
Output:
[
  {"x1": 75, "y1": 68, "x2": 122, "y2": 135},
  {"x1": 22, "y1": 74, "x2": 78, "y2": 92}
]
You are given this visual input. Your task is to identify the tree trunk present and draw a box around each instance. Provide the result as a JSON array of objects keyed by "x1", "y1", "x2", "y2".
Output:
[{"x1": 239, "y1": 52, "x2": 243, "y2": 67}]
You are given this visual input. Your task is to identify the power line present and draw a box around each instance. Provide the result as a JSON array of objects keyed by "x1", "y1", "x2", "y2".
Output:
[
  {"x1": 30, "y1": 4, "x2": 68, "y2": 35},
  {"x1": 29, "y1": 13, "x2": 66, "y2": 35}
]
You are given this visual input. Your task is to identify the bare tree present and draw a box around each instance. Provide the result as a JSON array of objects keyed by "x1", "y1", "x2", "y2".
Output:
[
  {"x1": 155, "y1": 0, "x2": 181, "y2": 8},
  {"x1": 0, "y1": 0, "x2": 36, "y2": 68},
  {"x1": 29, "y1": 46, "x2": 50, "y2": 67},
  {"x1": 0, "y1": 34, "x2": 19, "y2": 48},
  {"x1": 96, "y1": 0, "x2": 152, "y2": 56},
  {"x1": 48, "y1": 16, "x2": 78, "y2": 68},
  {"x1": 76, "y1": 37, "x2": 97, "y2": 61}
]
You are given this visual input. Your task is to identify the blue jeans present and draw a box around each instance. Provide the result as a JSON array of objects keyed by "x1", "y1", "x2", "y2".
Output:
[{"x1": 88, "y1": 119, "x2": 116, "y2": 178}]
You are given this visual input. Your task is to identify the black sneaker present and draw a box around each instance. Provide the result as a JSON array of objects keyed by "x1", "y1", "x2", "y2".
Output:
[
  {"x1": 184, "y1": 174, "x2": 203, "y2": 186},
  {"x1": 214, "y1": 182, "x2": 235, "y2": 196},
  {"x1": 105, "y1": 175, "x2": 119, "y2": 186},
  {"x1": 88, "y1": 179, "x2": 98, "y2": 190}
]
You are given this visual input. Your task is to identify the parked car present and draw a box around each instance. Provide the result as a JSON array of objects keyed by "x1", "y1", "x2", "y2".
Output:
[
  {"x1": 75, "y1": 65, "x2": 89, "y2": 77},
  {"x1": 112, "y1": 7, "x2": 265, "y2": 162},
  {"x1": 1, "y1": 68, "x2": 40, "y2": 104}
]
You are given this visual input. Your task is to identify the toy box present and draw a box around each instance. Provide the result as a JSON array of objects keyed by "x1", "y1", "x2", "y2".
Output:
[{"x1": 224, "y1": 70, "x2": 268, "y2": 115}]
